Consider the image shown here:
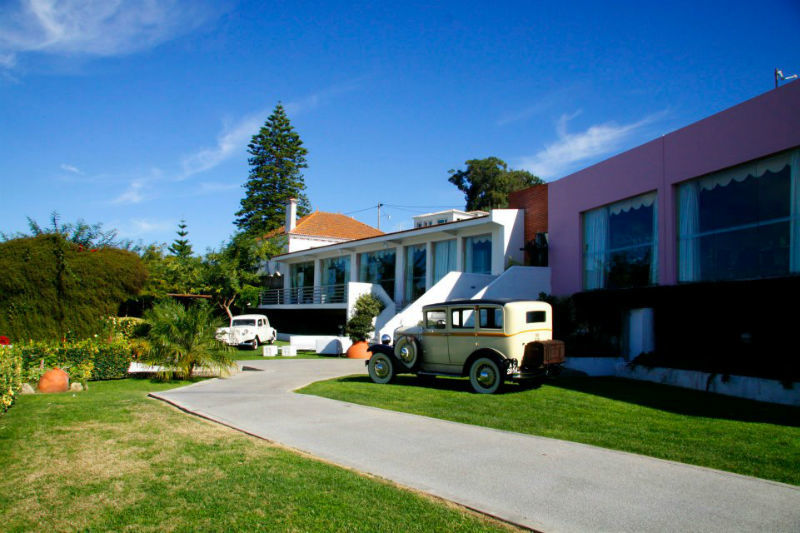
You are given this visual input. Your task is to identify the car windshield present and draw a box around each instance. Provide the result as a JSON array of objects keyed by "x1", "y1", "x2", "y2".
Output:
[{"x1": 232, "y1": 319, "x2": 256, "y2": 326}]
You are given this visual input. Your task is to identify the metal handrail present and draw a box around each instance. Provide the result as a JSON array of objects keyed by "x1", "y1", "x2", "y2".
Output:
[{"x1": 259, "y1": 284, "x2": 347, "y2": 305}]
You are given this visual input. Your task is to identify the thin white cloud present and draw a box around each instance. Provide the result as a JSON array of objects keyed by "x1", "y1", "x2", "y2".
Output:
[
  {"x1": 180, "y1": 79, "x2": 366, "y2": 178},
  {"x1": 519, "y1": 111, "x2": 665, "y2": 179},
  {"x1": 60, "y1": 163, "x2": 82, "y2": 174},
  {"x1": 111, "y1": 179, "x2": 146, "y2": 204},
  {"x1": 0, "y1": 0, "x2": 219, "y2": 69},
  {"x1": 197, "y1": 182, "x2": 239, "y2": 193},
  {"x1": 121, "y1": 218, "x2": 174, "y2": 237},
  {"x1": 180, "y1": 112, "x2": 263, "y2": 178}
]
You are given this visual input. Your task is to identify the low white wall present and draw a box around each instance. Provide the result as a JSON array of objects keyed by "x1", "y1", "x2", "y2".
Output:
[
  {"x1": 566, "y1": 357, "x2": 798, "y2": 406},
  {"x1": 616, "y1": 364, "x2": 799, "y2": 407},
  {"x1": 379, "y1": 271, "x2": 497, "y2": 339},
  {"x1": 472, "y1": 266, "x2": 550, "y2": 300},
  {"x1": 564, "y1": 357, "x2": 625, "y2": 377}
]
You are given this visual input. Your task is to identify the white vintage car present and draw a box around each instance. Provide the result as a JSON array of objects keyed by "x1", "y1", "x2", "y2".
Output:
[{"x1": 215, "y1": 314, "x2": 277, "y2": 350}]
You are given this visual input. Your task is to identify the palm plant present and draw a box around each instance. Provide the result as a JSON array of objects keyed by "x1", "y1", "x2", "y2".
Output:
[{"x1": 142, "y1": 299, "x2": 233, "y2": 380}]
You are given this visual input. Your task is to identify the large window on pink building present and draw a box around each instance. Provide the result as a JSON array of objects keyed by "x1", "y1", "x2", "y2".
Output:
[
  {"x1": 583, "y1": 192, "x2": 658, "y2": 290},
  {"x1": 677, "y1": 149, "x2": 800, "y2": 282}
]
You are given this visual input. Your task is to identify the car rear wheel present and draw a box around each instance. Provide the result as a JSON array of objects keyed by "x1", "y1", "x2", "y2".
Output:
[
  {"x1": 368, "y1": 353, "x2": 395, "y2": 385},
  {"x1": 394, "y1": 336, "x2": 420, "y2": 371},
  {"x1": 469, "y1": 357, "x2": 503, "y2": 394}
]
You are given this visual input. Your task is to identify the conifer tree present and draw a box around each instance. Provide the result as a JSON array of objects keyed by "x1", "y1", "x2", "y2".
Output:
[
  {"x1": 235, "y1": 103, "x2": 311, "y2": 236},
  {"x1": 168, "y1": 219, "x2": 193, "y2": 258}
]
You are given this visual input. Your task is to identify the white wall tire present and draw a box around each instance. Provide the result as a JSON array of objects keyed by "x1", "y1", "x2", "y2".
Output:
[
  {"x1": 368, "y1": 353, "x2": 395, "y2": 384},
  {"x1": 394, "y1": 336, "x2": 420, "y2": 371},
  {"x1": 469, "y1": 357, "x2": 503, "y2": 394}
]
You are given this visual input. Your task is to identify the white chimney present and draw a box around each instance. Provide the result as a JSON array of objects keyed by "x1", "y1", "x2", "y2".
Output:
[{"x1": 286, "y1": 198, "x2": 297, "y2": 233}]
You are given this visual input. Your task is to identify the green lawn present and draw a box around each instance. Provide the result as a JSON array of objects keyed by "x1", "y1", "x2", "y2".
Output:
[
  {"x1": 0, "y1": 379, "x2": 515, "y2": 532},
  {"x1": 298, "y1": 375, "x2": 800, "y2": 485}
]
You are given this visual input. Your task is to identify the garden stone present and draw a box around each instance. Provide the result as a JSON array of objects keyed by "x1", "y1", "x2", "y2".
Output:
[
  {"x1": 20, "y1": 383, "x2": 35, "y2": 395},
  {"x1": 69, "y1": 382, "x2": 84, "y2": 392}
]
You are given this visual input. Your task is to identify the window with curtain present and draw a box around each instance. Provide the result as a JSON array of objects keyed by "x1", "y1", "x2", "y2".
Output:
[
  {"x1": 432, "y1": 239, "x2": 456, "y2": 284},
  {"x1": 464, "y1": 234, "x2": 492, "y2": 274},
  {"x1": 677, "y1": 148, "x2": 800, "y2": 282},
  {"x1": 583, "y1": 192, "x2": 658, "y2": 290},
  {"x1": 404, "y1": 245, "x2": 426, "y2": 303},
  {"x1": 320, "y1": 256, "x2": 350, "y2": 302},
  {"x1": 359, "y1": 249, "x2": 396, "y2": 297}
]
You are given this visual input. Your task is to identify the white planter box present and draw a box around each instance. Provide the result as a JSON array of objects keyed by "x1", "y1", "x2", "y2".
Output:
[
  {"x1": 262, "y1": 346, "x2": 278, "y2": 357},
  {"x1": 280, "y1": 346, "x2": 297, "y2": 357}
]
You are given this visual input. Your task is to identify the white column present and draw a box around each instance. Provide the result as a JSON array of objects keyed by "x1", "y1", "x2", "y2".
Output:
[
  {"x1": 425, "y1": 241, "x2": 434, "y2": 290},
  {"x1": 313, "y1": 258, "x2": 322, "y2": 303},
  {"x1": 456, "y1": 236, "x2": 465, "y2": 272},
  {"x1": 394, "y1": 245, "x2": 405, "y2": 305}
]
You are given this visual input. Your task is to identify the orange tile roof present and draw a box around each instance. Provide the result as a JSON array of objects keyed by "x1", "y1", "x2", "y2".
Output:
[{"x1": 265, "y1": 211, "x2": 383, "y2": 241}]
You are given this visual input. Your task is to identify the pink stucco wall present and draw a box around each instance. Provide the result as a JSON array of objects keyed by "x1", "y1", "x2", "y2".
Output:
[{"x1": 548, "y1": 81, "x2": 800, "y2": 295}]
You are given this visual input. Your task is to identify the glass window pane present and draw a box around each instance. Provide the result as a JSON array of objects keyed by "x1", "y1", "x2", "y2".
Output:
[
  {"x1": 405, "y1": 245, "x2": 426, "y2": 302},
  {"x1": 478, "y1": 307, "x2": 503, "y2": 329},
  {"x1": 359, "y1": 250, "x2": 396, "y2": 297},
  {"x1": 425, "y1": 310, "x2": 446, "y2": 329},
  {"x1": 433, "y1": 239, "x2": 456, "y2": 284}
]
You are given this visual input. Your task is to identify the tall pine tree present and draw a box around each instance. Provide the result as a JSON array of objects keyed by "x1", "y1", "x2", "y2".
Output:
[
  {"x1": 168, "y1": 219, "x2": 193, "y2": 258},
  {"x1": 235, "y1": 103, "x2": 311, "y2": 236}
]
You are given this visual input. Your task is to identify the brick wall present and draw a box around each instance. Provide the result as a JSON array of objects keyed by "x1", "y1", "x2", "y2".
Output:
[{"x1": 508, "y1": 184, "x2": 548, "y2": 243}]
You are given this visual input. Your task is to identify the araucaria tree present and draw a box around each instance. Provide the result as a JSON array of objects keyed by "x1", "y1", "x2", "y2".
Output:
[
  {"x1": 448, "y1": 157, "x2": 543, "y2": 211},
  {"x1": 168, "y1": 219, "x2": 193, "y2": 258},
  {"x1": 235, "y1": 103, "x2": 311, "y2": 236}
]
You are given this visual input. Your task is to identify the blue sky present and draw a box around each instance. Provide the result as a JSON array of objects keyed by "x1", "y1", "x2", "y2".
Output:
[{"x1": 1, "y1": 0, "x2": 798, "y2": 252}]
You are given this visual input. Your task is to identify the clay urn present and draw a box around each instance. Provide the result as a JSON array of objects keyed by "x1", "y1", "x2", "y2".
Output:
[
  {"x1": 346, "y1": 340, "x2": 372, "y2": 359},
  {"x1": 37, "y1": 368, "x2": 69, "y2": 393}
]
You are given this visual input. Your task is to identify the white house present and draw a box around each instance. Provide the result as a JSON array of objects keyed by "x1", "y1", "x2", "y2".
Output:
[
  {"x1": 412, "y1": 208, "x2": 488, "y2": 228},
  {"x1": 258, "y1": 207, "x2": 550, "y2": 340}
]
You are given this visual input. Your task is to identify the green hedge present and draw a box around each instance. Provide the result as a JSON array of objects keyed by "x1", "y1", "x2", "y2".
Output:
[
  {"x1": 12, "y1": 338, "x2": 134, "y2": 383},
  {"x1": 1, "y1": 347, "x2": 22, "y2": 415},
  {"x1": 0, "y1": 234, "x2": 146, "y2": 342}
]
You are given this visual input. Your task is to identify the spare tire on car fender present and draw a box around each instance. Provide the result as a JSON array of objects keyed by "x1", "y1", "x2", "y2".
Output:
[{"x1": 394, "y1": 336, "x2": 420, "y2": 370}]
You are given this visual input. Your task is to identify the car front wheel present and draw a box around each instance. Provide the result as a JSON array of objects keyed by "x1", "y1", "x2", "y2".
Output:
[
  {"x1": 368, "y1": 353, "x2": 395, "y2": 385},
  {"x1": 469, "y1": 357, "x2": 503, "y2": 394},
  {"x1": 251, "y1": 337, "x2": 259, "y2": 350}
]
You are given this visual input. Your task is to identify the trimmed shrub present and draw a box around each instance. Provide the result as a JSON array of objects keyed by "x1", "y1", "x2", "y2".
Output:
[
  {"x1": 345, "y1": 294, "x2": 385, "y2": 342},
  {"x1": 12, "y1": 338, "x2": 133, "y2": 384},
  {"x1": 0, "y1": 347, "x2": 22, "y2": 415},
  {"x1": 0, "y1": 234, "x2": 146, "y2": 342}
]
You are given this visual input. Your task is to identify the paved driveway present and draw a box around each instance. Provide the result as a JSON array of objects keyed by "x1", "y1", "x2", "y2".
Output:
[{"x1": 151, "y1": 359, "x2": 800, "y2": 532}]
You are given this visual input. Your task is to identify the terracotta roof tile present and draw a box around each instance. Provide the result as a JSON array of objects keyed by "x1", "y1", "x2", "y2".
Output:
[{"x1": 264, "y1": 211, "x2": 383, "y2": 240}]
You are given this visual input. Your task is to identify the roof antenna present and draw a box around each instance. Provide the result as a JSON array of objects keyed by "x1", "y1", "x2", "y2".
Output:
[{"x1": 775, "y1": 68, "x2": 798, "y2": 89}]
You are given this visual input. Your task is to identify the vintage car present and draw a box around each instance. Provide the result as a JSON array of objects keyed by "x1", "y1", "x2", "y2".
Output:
[
  {"x1": 367, "y1": 299, "x2": 565, "y2": 394},
  {"x1": 215, "y1": 314, "x2": 277, "y2": 350}
]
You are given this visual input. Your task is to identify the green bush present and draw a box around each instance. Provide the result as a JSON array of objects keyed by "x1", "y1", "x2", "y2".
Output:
[
  {"x1": 345, "y1": 293, "x2": 385, "y2": 342},
  {"x1": 12, "y1": 338, "x2": 134, "y2": 384},
  {"x1": 0, "y1": 347, "x2": 22, "y2": 415},
  {"x1": 0, "y1": 234, "x2": 146, "y2": 342}
]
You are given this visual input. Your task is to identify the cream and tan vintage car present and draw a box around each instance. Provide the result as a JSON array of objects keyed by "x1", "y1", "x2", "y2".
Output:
[{"x1": 367, "y1": 299, "x2": 565, "y2": 394}]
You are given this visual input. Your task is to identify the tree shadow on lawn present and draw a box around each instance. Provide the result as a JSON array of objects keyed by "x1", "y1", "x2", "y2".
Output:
[{"x1": 549, "y1": 376, "x2": 800, "y2": 428}]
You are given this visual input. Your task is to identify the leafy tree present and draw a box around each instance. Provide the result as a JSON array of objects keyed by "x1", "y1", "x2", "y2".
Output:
[
  {"x1": 137, "y1": 243, "x2": 204, "y2": 298},
  {"x1": 1, "y1": 211, "x2": 125, "y2": 248},
  {"x1": 202, "y1": 232, "x2": 284, "y2": 320},
  {"x1": 141, "y1": 299, "x2": 233, "y2": 380},
  {"x1": 168, "y1": 219, "x2": 193, "y2": 258},
  {"x1": 235, "y1": 103, "x2": 311, "y2": 236},
  {"x1": 448, "y1": 157, "x2": 544, "y2": 211}
]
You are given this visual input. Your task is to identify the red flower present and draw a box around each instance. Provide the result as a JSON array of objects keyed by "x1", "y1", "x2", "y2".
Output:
[
  {"x1": 0, "y1": 336, "x2": 10, "y2": 345},
  {"x1": 90, "y1": 249, "x2": 98, "y2": 252}
]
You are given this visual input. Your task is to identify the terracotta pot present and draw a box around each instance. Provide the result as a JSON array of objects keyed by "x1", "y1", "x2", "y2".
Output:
[
  {"x1": 346, "y1": 340, "x2": 372, "y2": 359},
  {"x1": 38, "y1": 368, "x2": 69, "y2": 393}
]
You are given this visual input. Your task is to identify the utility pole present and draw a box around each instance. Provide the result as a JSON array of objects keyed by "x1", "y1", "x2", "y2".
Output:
[{"x1": 377, "y1": 203, "x2": 383, "y2": 230}]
